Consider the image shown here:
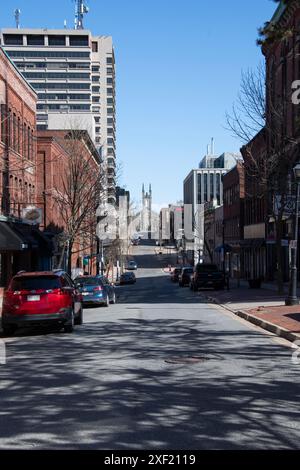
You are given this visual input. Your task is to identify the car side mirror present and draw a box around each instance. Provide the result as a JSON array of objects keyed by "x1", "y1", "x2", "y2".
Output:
[{"x1": 61, "y1": 286, "x2": 73, "y2": 292}]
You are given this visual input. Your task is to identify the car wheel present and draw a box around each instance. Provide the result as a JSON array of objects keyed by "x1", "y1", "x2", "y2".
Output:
[
  {"x1": 75, "y1": 307, "x2": 83, "y2": 325},
  {"x1": 104, "y1": 296, "x2": 109, "y2": 307},
  {"x1": 64, "y1": 309, "x2": 74, "y2": 333},
  {"x1": 2, "y1": 325, "x2": 16, "y2": 336},
  {"x1": 110, "y1": 292, "x2": 116, "y2": 304}
]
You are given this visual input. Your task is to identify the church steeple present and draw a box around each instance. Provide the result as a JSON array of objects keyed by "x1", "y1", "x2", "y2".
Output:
[{"x1": 141, "y1": 183, "x2": 152, "y2": 234}]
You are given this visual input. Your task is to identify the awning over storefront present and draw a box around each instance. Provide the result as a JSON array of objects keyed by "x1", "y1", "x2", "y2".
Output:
[
  {"x1": 12, "y1": 224, "x2": 39, "y2": 249},
  {"x1": 0, "y1": 221, "x2": 27, "y2": 251},
  {"x1": 240, "y1": 238, "x2": 265, "y2": 249},
  {"x1": 215, "y1": 243, "x2": 233, "y2": 253}
]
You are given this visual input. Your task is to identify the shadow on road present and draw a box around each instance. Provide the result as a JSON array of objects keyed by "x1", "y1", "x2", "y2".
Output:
[{"x1": 0, "y1": 316, "x2": 299, "y2": 449}]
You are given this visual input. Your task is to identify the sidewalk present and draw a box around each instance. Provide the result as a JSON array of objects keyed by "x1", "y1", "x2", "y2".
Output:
[{"x1": 204, "y1": 282, "x2": 300, "y2": 344}]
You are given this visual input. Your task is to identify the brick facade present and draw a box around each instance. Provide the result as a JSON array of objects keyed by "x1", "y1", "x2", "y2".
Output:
[
  {"x1": 37, "y1": 129, "x2": 100, "y2": 275},
  {"x1": 0, "y1": 47, "x2": 37, "y2": 217}
]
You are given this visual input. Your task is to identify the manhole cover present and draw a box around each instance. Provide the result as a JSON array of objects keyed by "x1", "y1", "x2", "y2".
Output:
[{"x1": 165, "y1": 356, "x2": 208, "y2": 364}]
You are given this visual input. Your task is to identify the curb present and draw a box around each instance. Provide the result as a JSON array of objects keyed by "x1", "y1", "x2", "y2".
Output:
[{"x1": 205, "y1": 294, "x2": 300, "y2": 344}]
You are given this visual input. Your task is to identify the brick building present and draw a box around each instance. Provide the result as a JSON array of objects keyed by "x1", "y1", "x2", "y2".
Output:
[
  {"x1": 240, "y1": 1, "x2": 300, "y2": 284},
  {"x1": 0, "y1": 46, "x2": 53, "y2": 287},
  {"x1": 223, "y1": 161, "x2": 245, "y2": 279},
  {"x1": 37, "y1": 129, "x2": 101, "y2": 276}
]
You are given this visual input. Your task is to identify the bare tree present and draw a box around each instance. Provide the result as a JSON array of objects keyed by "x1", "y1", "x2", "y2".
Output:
[
  {"x1": 50, "y1": 130, "x2": 105, "y2": 275},
  {"x1": 226, "y1": 60, "x2": 299, "y2": 293}
]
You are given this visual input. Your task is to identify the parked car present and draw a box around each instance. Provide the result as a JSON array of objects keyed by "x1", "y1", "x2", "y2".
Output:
[
  {"x1": 126, "y1": 260, "x2": 138, "y2": 270},
  {"x1": 190, "y1": 263, "x2": 225, "y2": 291},
  {"x1": 170, "y1": 267, "x2": 183, "y2": 283},
  {"x1": 178, "y1": 267, "x2": 194, "y2": 287},
  {"x1": 74, "y1": 275, "x2": 116, "y2": 307},
  {"x1": 1, "y1": 270, "x2": 83, "y2": 336},
  {"x1": 120, "y1": 272, "x2": 136, "y2": 285}
]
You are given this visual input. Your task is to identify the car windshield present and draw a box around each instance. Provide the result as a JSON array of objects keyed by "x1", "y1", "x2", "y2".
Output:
[
  {"x1": 184, "y1": 268, "x2": 194, "y2": 273},
  {"x1": 75, "y1": 277, "x2": 103, "y2": 286},
  {"x1": 196, "y1": 264, "x2": 218, "y2": 273},
  {"x1": 10, "y1": 276, "x2": 61, "y2": 291}
]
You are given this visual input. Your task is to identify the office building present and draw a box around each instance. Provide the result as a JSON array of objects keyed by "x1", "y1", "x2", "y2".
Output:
[{"x1": 0, "y1": 28, "x2": 116, "y2": 204}]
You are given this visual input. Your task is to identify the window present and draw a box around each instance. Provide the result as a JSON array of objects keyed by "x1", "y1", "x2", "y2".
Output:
[
  {"x1": 94, "y1": 117, "x2": 100, "y2": 123},
  {"x1": 92, "y1": 96, "x2": 100, "y2": 103},
  {"x1": 92, "y1": 66, "x2": 100, "y2": 72},
  {"x1": 107, "y1": 98, "x2": 114, "y2": 105},
  {"x1": 33, "y1": 82, "x2": 90, "y2": 90},
  {"x1": 27, "y1": 127, "x2": 31, "y2": 160},
  {"x1": 92, "y1": 86, "x2": 100, "y2": 93},
  {"x1": 22, "y1": 72, "x2": 90, "y2": 80},
  {"x1": 69, "y1": 35, "x2": 89, "y2": 47},
  {"x1": 106, "y1": 57, "x2": 113, "y2": 64},
  {"x1": 107, "y1": 78, "x2": 113, "y2": 84},
  {"x1": 38, "y1": 93, "x2": 90, "y2": 100},
  {"x1": 216, "y1": 174, "x2": 221, "y2": 205},
  {"x1": 107, "y1": 118, "x2": 113, "y2": 124},
  {"x1": 11, "y1": 276, "x2": 61, "y2": 291},
  {"x1": 3, "y1": 34, "x2": 23, "y2": 45},
  {"x1": 95, "y1": 127, "x2": 100, "y2": 133},
  {"x1": 107, "y1": 88, "x2": 113, "y2": 95},
  {"x1": 8, "y1": 50, "x2": 90, "y2": 58},
  {"x1": 204, "y1": 174, "x2": 208, "y2": 201},
  {"x1": 210, "y1": 173, "x2": 214, "y2": 200},
  {"x1": 27, "y1": 35, "x2": 45, "y2": 46},
  {"x1": 1, "y1": 105, "x2": 7, "y2": 144},
  {"x1": 48, "y1": 35, "x2": 66, "y2": 46},
  {"x1": 92, "y1": 76, "x2": 100, "y2": 82},
  {"x1": 107, "y1": 68, "x2": 113, "y2": 74},
  {"x1": 68, "y1": 62, "x2": 90, "y2": 69},
  {"x1": 69, "y1": 104, "x2": 90, "y2": 110},
  {"x1": 17, "y1": 117, "x2": 21, "y2": 153},
  {"x1": 92, "y1": 41, "x2": 98, "y2": 52}
]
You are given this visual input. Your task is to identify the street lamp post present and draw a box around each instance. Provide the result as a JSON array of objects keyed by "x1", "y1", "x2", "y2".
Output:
[{"x1": 285, "y1": 163, "x2": 300, "y2": 306}]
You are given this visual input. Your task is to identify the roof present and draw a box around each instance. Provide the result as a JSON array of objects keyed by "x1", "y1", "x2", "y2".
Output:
[
  {"x1": 0, "y1": 46, "x2": 37, "y2": 96},
  {"x1": 270, "y1": 0, "x2": 288, "y2": 23},
  {"x1": 14, "y1": 271, "x2": 65, "y2": 277}
]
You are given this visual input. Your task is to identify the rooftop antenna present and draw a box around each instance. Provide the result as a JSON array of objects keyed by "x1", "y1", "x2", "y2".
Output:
[
  {"x1": 211, "y1": 137, "x2": 215, "y2": 155},
  {"x1": 74, "y1": 0, "x2": 89, "y2": 30},
  {"x1": 64, "y1": 20, "x2": 67, "y2": 29},
  {"x1": 14, "y1": 9, "x2": 21, "y2": 29}
]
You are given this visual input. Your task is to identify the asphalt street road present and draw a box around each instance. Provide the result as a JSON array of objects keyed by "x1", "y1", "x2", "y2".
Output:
[{"x1": 0, "y1": 241, "x2": 300, "y2": 449}]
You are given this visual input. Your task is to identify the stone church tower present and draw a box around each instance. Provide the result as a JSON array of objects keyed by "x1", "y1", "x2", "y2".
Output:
[{"x1": 141, "y1": 184, "x2": 152, "y2": 233}]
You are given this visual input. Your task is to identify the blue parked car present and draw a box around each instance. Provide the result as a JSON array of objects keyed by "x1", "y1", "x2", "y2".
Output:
[{"x1": 74, "y1": 275, "x2": 116, "y2": 307}]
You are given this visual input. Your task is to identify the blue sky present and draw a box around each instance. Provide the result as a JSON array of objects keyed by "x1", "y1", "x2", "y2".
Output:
[{"x1": 1, "y1": 0, "x2": 277, "y2": 208}]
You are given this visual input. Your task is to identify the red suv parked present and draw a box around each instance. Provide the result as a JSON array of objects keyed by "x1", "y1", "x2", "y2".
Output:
[{"x1": 1, "y1": 270, "x2": 83, "y2": 336}]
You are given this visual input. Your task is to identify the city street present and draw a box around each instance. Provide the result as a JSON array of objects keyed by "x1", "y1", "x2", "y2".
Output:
[{"x1": 0, "y1": 241, "x2": 300, "y2": 449}]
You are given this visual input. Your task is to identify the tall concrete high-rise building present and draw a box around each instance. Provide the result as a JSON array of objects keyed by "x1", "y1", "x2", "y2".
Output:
[{"x1": 0, "y1": 28, "x2": 116, "y2": 204}]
